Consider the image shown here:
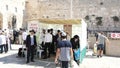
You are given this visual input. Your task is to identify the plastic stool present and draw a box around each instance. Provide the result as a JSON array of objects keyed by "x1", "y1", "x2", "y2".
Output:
[{"x1": 37, "y1": 49, "x2": 43, "y2": 58}]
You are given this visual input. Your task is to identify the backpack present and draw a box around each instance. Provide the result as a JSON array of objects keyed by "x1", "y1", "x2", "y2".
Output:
[{"x1": 18, "y1": 48, "x2": 25, "y2": 57}]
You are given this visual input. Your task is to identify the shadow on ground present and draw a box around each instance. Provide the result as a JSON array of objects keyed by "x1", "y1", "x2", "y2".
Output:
[
  {"x1": 85, "y1": 54, "x2": 98, "y2": 59},
  {"x1": 0, "y1": 50, "x2": 58, "y2": 68}
]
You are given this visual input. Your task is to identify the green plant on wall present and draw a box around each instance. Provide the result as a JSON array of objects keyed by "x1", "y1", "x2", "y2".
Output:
[
  {"x1": 112, "y1": 16, "x2": 119, "y2": 22},
  {"x1": 96, "y1": 17, "x2": 103, "y2": 30},
  {"x1": 100, "y1": 2, "x2": 103, "y2": 5},
  {"x1": 96, "y1": 20, "x2": 102, "y2": 26},
  {"x1": 111, "y1": 16, "x2": 119, "y2": 28},
  {"x1": 96, "y1": 17, "x2": 102, "y2": 21},
  {"x1": 96, "y1": 17, "x2": 103, "y2": 26},
  {"x1": 85, "y1": 15, "x2": 90, "y2": 28},
  {"x1": 85, "y1": 15, "x2": 90, "y2": 20}
]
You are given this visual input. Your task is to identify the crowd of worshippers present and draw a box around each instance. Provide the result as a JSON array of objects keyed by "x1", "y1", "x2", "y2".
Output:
[
  {"x1": 0, "y1": 29, "x2": 11, "y2": 54},
  {"x1": 0, "y1": 28, "x2": 28, "y2": 54},
  {"x1": 16, "y1": 28, "x2": 80, "y2": 64},
  {"x1": 12, "y1": 28, "x2": 28, "y2": 44},
  {"x1": 39, "y1": 29, "x2": 80, "y2": 61},
  {"x1": 39, "y1": 29, "x2": 71, "y2": 59}
]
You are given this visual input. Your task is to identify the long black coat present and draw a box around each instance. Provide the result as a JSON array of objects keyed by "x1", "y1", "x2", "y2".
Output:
[{"x1": 26, "y1": 35, "x2": 37, "y2": 48}]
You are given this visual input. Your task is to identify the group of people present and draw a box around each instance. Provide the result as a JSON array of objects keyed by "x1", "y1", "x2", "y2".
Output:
[
  {"x1": 0, "y1": 27, "x2": 110, "y2": 68},
  {"x1": 40, "y1": 29, "x2": 71, "y2": 59},
  {"x1": 25, "y1": 29, "x2": 80, "y2": 68},
  {"x1": 0, "y1": 28, "x2": 28, "y2": 54},
  {"x1": 55, "y1": 33, "x2": 80, "y2": 68},
  {"x1": 12, "y1": 28, "x2": 28, "y2": 45},
  {"x1": 0, "y1": 29, "x2": 11, "y2": 54},
  {"x1": 25, "y1": 29, "x2": 54, "y2": 63}
]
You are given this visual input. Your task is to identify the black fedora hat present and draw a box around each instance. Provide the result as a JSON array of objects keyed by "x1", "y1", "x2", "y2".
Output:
[{"x1": 29, "y1": 29, "x2": 36, "y2": 33}]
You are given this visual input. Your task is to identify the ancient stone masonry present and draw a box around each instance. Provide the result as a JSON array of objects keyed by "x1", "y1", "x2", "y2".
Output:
[{"x1": 25, "y1": 0, "x2": 120, "y2": 31}]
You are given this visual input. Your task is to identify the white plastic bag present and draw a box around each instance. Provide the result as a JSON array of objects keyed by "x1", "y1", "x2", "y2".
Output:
[{"x1": 71, "y1": 60, "x2": 79, "y2": 68}]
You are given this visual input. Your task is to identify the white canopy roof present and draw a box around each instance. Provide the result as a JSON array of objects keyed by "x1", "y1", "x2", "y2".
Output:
[{"x1": 28, "y1": 18, "x2": 81, "y2": 25}]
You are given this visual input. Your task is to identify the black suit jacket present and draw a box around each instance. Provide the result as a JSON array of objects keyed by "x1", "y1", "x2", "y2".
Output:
[{"x1": 26, "y1": 35, "x2": 37, "y2": 48}]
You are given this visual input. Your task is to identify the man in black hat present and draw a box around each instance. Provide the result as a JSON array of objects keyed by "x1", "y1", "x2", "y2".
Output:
[{"x1": 26, "y1": 30, "x2": 37, "y2": 63}]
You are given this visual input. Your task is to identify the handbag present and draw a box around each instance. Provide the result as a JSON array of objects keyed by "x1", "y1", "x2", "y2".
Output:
[{"x1": 74, "y1": 48, "x2": 80, "y2": 60}]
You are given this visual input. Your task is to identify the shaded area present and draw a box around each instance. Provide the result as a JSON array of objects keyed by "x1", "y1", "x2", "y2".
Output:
[{"x1": 0, "y1": 50, "x2": 58, "y2": 68}]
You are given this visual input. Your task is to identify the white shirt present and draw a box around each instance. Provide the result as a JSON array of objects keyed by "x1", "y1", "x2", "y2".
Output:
[
  {"x1": 40, "y1": 33, "x2": 45, "y2": 43},
  {"x1": 0, "y1": 35, "x2": 7, "y2": 44},
  {"x1": 0, "y1": 35, "x2": 2, "y2": 45},
  {"x1": 44, "y1": 33, "x2": 52, "y2": 43},
  {"x1": 22, "y1": 31, "x2": 28, "y2": 40},
  {"x1": 30, "y1": 35, "x2": 34, "y2": 45}
]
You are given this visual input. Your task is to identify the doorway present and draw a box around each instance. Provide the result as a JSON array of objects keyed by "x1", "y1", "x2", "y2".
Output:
[{"x1": 64, "y1": 25, "x2": 72, "y2": 37}]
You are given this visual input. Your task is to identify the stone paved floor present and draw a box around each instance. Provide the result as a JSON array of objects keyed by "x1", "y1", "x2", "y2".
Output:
[
  {"x1": 80, "y1": 50, "x2": 120, "y2": 68},
  {"x1": 0, "y1": 44, "x2": 57, "y2": 68},
  {"x1": 0, "y1": 44, "x2": 120, "y2": 68}
]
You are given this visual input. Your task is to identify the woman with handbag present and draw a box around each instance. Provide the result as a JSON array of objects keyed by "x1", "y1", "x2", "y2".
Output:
[{"x1": 70, "y1": 35, "x2": 80, "y2": 65}]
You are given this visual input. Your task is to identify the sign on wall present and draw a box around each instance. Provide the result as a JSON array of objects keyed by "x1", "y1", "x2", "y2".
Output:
[
  {"x1": 28, "y1": 21, "x2": 39, "y2": 32},
  {"x1": 111, "y1": 33, "x2": 120, "y2": 39}
]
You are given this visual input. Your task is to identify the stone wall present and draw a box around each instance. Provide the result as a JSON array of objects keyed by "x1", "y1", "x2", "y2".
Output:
[
  {"x1": 106, "y1": 39, "x2": 120, "y2": 57},
  {"x1": 26, "y1": 0, "x2": 120, "y2": 30},
  {"x1": 88, "y1": 36, "x2": 120, "y2": 57}
]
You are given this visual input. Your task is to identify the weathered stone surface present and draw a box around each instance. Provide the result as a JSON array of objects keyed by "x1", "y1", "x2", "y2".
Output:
[{"x1": 25, "y1": 0, "x2": 120, "y2": 31}]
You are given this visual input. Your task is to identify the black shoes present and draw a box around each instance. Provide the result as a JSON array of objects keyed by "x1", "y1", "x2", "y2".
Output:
[
  {"x1": 42, "y1": 57, "x2": 47, "y2": 59},
  {"x1": 31, "y1": 60, "x2": 35, "y2": 62},
  {"x1": 97, "y1": 55, "x2": 99, "y2": 58},
  {"x1": 48, "y1": 56, "x2": 50, "y2": 58},
  {"x1": 97, "y1": 55, "x2": 103, "y2": 58},
  {"x1": 26, "y1": 61, "x2": 29, "y2": 64},
  {"x1": 26, "y1": 60, "x2": 35, "y2": 64}
]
